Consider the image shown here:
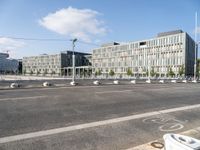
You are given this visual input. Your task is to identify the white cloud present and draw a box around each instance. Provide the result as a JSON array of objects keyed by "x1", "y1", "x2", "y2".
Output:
[
  {"x1": 0, "y1": 37, "x2": 25, "y2": 57},
  {"x1": 39, "y1": 7, "x2": 107, "y2": 42}
]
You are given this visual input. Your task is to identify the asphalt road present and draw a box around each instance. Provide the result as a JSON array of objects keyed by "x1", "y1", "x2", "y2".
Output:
[{"x1": 0, "y1": 83, "x2": 200, "y2": 150}]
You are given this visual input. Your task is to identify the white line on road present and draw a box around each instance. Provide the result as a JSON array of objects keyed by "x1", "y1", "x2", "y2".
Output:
[
  {"x1": 96, "y1": 90, "x2": 133, "y2": 94},
  {"x1": 0, "y1": 96, "x2": 47, "y2": 102},
  {"x1": 0, "y1": 104, "x2": 200, "y2": 144}
]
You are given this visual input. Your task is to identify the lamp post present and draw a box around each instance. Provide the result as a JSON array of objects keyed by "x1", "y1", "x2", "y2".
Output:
[
  {"x1": 70, "y1": 38, "x2": 77, "y2": 85},
  {"x1": 193, "y1": 12, "x2": 198, "y2": 83},
  {"x1": 146, "y1": 50, "x2": 151, "y2": 83}
]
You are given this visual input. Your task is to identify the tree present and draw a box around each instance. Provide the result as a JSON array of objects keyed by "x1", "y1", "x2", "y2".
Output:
[
  {"x1": 51, "y1": 70, "x2": 55, "y2": 76},
  {"x1": 30, "y1": 70, "x2": 33, "y2": 76},
  {"x1": 109, "y1": 69, "x2": 115, "y2": 76},
  {"x1": 178, "y1": 65, "x2": 185, "y2": 76},
  {"x1": 23, "y1": 69, "x2": 26, "y2": 75},
  {"x1": 36, "y1": 70, "x2": 40, "y2": 76},
  {"x1": 61, "y1": 69, "x2": 65, "y2": 76},
  {"x1": 95, "y1": 69, "x2": 102, "y2": 76},
  {"x1": 127, "y1": 68, "x2": 133, "y2": 76},
  {"x1": 43, "y1": 69, "x2": 47, "y2": 76},
  {"x1": 150, "y1": 67, "x2": 156, "y2": 77},
  {"x1": 167, "y1": 67, "x2": 175, "y2": 77}
]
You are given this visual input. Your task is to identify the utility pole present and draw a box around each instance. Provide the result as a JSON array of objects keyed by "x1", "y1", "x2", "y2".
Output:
[
  {"x1": 70, "y1": 38, "x2": 77, "y2": 85},
  {"x1": 193, "y1": 12, "x2": 198, "y2": 83}
]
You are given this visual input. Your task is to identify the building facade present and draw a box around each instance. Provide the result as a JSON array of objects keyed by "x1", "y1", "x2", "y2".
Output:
[
  {"x1": 0, "y1": 53, "x2": 19, "y2": 74},
  {"x1": 22, "y1": 51, "x2": 91, "y2": 76},
  {"x1": 92, "y1": 30, "x2": 196, "y2": 77}
]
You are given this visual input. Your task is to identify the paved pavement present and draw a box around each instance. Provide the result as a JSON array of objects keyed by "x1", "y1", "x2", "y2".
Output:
[{"x1": 0, "y1": 84, "x2": 200, "y2": 149}]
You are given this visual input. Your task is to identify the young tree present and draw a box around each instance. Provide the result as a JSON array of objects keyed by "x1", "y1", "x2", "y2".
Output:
[
  {"x1": 95, "y1": 69, "x2": 102, "y2": 76},
  {"x1": 109, "y1": 69, "x2": 115, "y2": 76},
  {"x1": 150, "y1": 67, "x2": 156, "y2": 77},
  {"x1": 23, "y1": 69, "x2": 26, "y2": 75},
  {"x1": 61, "y1": 69, "x2": 65, "y2": 76},
  {"x1": 127, "y1": 68, "x2": 133, "y2": 76},
  {"x1": 168, "y1": 67, "x2": 175, "y2": 77},
  {"x1": 36, "y1": 70, "x2": 40, "y2": 76},
  {"x1": 30, "y1": 70, "x2": 33, "y2": 76},
  {"x1": 51, "y1": 70, "x2": 55, "y2": 76},
  {"x1": 178, "y1": 65, "x2": 185, "y2": 76},
  {"x1": 43, "y1": 69, "x2": 47, "y2": 76}
]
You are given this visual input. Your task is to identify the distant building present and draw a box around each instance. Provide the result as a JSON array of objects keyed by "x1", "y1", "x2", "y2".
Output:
[
  {"x1": 0, "y1": 53, "x2": 19, "y2": 74},
  {"x1": 22, "y1": 51, "x2": 91, "y2": 76},
  {"x1": 92, "y1": 30, "x2": 196, "y2": 77}
]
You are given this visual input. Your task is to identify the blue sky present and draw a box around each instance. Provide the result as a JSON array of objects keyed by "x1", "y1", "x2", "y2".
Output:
[{"x1": 0, "y1": 0, "x2": 200, "y2": 59}]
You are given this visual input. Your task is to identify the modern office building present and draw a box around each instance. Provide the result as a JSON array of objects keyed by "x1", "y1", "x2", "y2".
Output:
[
  {"x1": 22, "y1": 51, "x2": 91, "y2": 76},
  {"x1": 0, "y1": 53, "x2": 19, "y2": 74},
  {"x1": 92, "y1": 30, "x2": 196, "y2": 77}
]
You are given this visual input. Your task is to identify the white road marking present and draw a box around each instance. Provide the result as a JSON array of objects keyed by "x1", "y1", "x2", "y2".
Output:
[
  {"x1": 0, "y1": 104, "x2": 200, "y2": 144},
  {"x1": 96, "y1": 90, "x2": 133, "y2": 94},
  {"x1": 0, "y1": 96, "x2": 47, "y2": 101}
]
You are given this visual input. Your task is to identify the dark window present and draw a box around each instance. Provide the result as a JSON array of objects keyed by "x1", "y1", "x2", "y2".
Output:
[{"x1": 140, "y1": 42, "x2": 146, "y2": 46}]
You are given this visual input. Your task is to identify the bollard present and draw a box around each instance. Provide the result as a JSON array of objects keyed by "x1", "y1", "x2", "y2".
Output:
[
  {"x1": 171, "y1": 80, "x2": 177, "y2": 83},
  {"x1": 43, "y1": 81, "x2": 52, "y2": 87},
  {"x1": 10, "y1": 83, "x2": 20, "y2": 88},
  {"x1": 113, "y1": 80, "x2": 119, "y2": 84},
  {"x1": 163, "y1": 133, "x2": 200, "y2": 150},
  {"x1": 159, "y1": 80, "x2": 165, "y2": 83},
  {"x1": 146, "y1": 79, "x2": 151, "y2": 83},
  {"x1": 182, "y1": 80, "x2": 188, "y2": 83},
  {"x1": 70, "y1": 81, "x2": 78, "y2": 86},
  {"x1": 93, "y1": 80, "x2": 100, "y2": 85},
  {"x1": 130, "y1": 80, "x2": 136, "y2": 84},
  {"x1": 192, "y1": 80, "x2": 197, "y2": 83}
]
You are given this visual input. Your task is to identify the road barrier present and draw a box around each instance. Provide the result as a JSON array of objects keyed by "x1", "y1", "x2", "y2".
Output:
[
  {"x1": 42, "y1": 82, "x2": 52, "y2": 87},
  {"x1": 10, "y1": 83, "x2": 20, "y2": 88},
  {"x1": 130, "y1": 80, "x2": 136, "y2": 84},
  {"x1": 171, "y1": 80, "x2": 177, "y2": 83},
  {"x1": 70, "y1": 81, "x2": 78, "y2": 86},
  {"x1": 113, "y1": 80, "x2": 119, "y2": 84},
  {"x1": 182, "y1": 80, "x2": 188, "y2": 83},
  {"x1": 93, "y1": 80, "x2": 100, "y2": 85},
  {"x1": 163, "y1": 134, "x2": 200, "y2": 150},
  {"x1": 159, "y1": 80, "x2": 165, "y2": 83},
  {"x1": 146, "y1": 79, "x2": 151, "y2": 83}
]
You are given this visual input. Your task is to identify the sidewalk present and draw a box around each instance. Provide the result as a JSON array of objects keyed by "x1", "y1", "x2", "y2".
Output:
[{"x1": 127, "y1": 127, "x2": 200, "y2": 150}]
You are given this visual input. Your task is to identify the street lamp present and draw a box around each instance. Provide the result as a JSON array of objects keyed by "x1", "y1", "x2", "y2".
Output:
[
  {"x1": 146, "y1": 50, "x2": 151, "y2": 83},
  {"x1": 193, "y1": 12, "x2": 198, "y2": 83},
  {"x1": 70, "y1": 38, "x2": 77, "y2": 85}
]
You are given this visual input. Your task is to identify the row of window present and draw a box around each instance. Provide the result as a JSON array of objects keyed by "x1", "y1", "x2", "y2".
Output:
[
  {"x1": 93, "y1": 34, "x2": 184, "y2": 54},
  {"x1": 96, "y1": 66, "x2": 182, "y2": 73},
  {"x1": 94, "y1": 57, "x2": 183, "y2": 68}
]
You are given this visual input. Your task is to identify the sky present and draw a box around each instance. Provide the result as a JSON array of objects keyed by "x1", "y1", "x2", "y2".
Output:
[{"x1": 0, "y1": 0, "x2": 200, "y2": 59}]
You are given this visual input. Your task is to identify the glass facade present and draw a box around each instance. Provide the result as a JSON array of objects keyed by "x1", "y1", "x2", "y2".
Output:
[{"x1": 92, "y1": 31, "x2": 195, "y2": 77}]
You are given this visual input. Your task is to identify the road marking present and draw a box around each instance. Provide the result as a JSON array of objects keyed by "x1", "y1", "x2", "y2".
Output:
[
  {"x1": 0, "y1": 104, "x2": 200, "y2": 144},
  {"x1": 0, "y1": 96, "x2": 47, "y2": 101},
  {"x1": 96, "y1": 90, "x2": 133, "y2": 94}
]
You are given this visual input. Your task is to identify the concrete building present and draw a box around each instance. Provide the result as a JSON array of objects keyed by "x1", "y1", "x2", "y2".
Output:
[
  {"x1": 92, "y1": 30, "x2": 196, "y2": 77},
  {"x1": 22, "y1": 51, "x2": 91, "y2": 76},
  {"x1": 0, "y1": 53, "x2": 19, "y2": 74}
]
